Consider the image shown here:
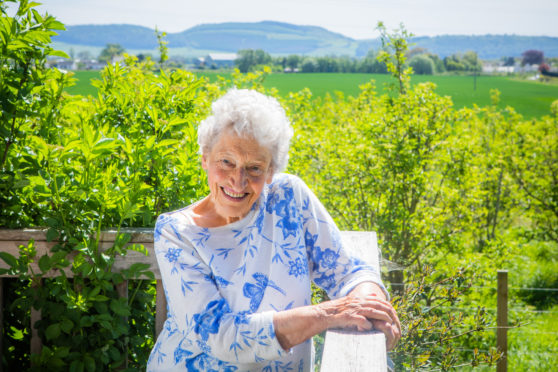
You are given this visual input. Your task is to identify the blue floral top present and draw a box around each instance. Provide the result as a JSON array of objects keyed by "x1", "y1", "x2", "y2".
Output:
[{"x1": 147, "y1": 173, "x2": 386, "y2": 372}]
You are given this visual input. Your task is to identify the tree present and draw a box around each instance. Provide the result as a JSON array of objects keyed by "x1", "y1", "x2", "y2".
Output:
[
  {"x1": 301, "y1": 58, "x2": 317, "y2": 72},
  {"x1": 155, "y1": 27, "x2": 168, "y2": 66},
  {"x1": 502, "y1": 56, "x2": 515, "y2": 66},
  {"x1": 77, "y1": 50, "x2": 92, "y2": 60},
  {"x1": 286, "y1": 54, "x2": 301, "y2": 70},
  {"x1": 521, "y1": 49, "x2": 544, "y2": 66},
  {"x1": 376, "y1": 22, "x2": 414, "y2": 94},
  {"x1": 358, "y1": 50, "x2": 387, "y2": 73},
  {"x1": 408, "y1": 54, "x2": 435, "y2": 75},
  {"x1": 406, "y1": 47, "x2": 428, "y2": 59},
  {"x1": 235, "y1": 49, "x2": 272, "y2": 73},
  {"x1": 463, "y1": 51, "x2": 481, "y2": 72},
  {"x1": 444, "y1": 52, "x2": 481, "y2": 72},
  {"x1": 98, "y1": 43, "x2": 125, "y2": 63}
]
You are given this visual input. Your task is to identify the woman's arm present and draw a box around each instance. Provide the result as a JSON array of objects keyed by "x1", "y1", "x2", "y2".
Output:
[
  {"x1": 154, "y1": 214, "x2": 287, "y2": 364},
  {"x1": 273, "y1": 286, "x2": 400, "y2": 351}
]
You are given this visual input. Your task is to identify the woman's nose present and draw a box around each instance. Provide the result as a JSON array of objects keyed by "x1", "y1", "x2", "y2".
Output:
[{"x1": 231, "y1": 167, "x2": 248, "y2": 189}]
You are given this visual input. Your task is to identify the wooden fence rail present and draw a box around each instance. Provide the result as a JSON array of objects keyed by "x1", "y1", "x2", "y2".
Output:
[{"x1": 0, "y1": 229, "x2": 388, "y2": 371}]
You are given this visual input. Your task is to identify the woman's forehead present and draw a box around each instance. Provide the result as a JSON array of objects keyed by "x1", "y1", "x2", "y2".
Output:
[{"x1": 211, "y1": 134, "x2": 271, "y2": 161}]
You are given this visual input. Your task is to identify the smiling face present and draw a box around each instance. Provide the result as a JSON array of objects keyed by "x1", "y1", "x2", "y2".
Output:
[{"x1": 198, "y1": 131, "x2": 274, "y2": 226}]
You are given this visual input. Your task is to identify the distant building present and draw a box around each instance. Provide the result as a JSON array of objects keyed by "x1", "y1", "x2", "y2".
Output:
[
  {"x1": 196, "y1": 53, "x2": 237, "y2": 69},
  {"x1": 79, "y1": 59, "x2": 106, "y2": 70},
  {"x1": 47, "y1": 58, "x2": 106, "y2": 70},
  {"x1": 47, "y1": 58, "x2": 76, "y2": 70},
  {"x1": 482, "y1": 64, "x2": 514, "y2": 74}
]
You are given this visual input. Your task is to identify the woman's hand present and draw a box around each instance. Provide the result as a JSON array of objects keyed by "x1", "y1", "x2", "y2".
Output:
[
  {"x1": 346, "y1": 282, "x2": 401, "y2": 350},
  {"x1": 273, "y1": 282, "x2": 400, "y2": 351},
  {"x1": 317, "y1": 292, "x2": 400, "y2": 350}
]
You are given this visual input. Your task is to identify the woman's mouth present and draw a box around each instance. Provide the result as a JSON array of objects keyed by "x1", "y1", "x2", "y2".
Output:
[{"x1": 221, "y1": 187, "x2": 248, "y2": 201}]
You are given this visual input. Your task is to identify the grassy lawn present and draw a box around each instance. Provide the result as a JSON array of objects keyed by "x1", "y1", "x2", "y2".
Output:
[{"x1": 66, "y1": 70, "x2": 558, "y2": 118}]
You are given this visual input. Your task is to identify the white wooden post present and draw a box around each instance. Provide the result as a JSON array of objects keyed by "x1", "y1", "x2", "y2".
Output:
[{"x1": 320, "y1": 231, "x2": 388, "y2": 372}]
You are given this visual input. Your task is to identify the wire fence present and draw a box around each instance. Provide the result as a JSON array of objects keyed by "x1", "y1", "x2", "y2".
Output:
[{"x1": 387, "y1": 271, "x2": 558, "y2": 369}]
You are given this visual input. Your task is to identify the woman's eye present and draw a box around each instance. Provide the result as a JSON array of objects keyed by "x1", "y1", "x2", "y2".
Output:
[
  {"x1": 248, "y1": 166, "x2": 263, "y2": 176},
  {"x1": 220, "y1": 159, "x2": 234, "y2": 169}
]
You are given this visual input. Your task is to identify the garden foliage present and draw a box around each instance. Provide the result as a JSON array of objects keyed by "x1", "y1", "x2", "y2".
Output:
[{"x1": 1, "y1": 1, "x2": 557, "y2": 370}]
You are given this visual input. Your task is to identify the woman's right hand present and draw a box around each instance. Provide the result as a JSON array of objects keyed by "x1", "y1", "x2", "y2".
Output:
[{"x1": 317, "y1": 294, "x2": 400, "y2": 350}]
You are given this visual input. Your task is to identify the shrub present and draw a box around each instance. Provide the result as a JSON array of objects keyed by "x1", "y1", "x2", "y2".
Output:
[{"x1": 409, "y1": 55, "x2": 435, "y2": 75}]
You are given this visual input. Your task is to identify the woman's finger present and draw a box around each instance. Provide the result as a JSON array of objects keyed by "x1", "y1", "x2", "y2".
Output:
[{"x1": 372, "y1": 320, "x2": 400, "y2": 350}]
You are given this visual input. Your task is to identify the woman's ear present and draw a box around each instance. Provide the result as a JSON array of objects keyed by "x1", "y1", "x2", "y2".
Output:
[
  {"x1": 266, "y1": 168, "x2": 274, "y2": 184},
  {"x1": 201, "y1": 153, "x2": 209, "y2": 171}
]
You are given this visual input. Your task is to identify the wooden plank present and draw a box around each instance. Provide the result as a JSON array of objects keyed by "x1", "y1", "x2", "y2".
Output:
[
  {"x1": 30, "y1": 280, "x2": 42, "y2": 357},
  {"x1": 155, "y1": 280, "x2": 167, "y2": 339},
  {"x1": 321, "y1": 330, "x2": 387, "y2": 372},
  {"x1": 320, "y1": 231, "x2": 388, "y2": 372},
  {"x1": 116, "y1": 280, "x2": 129, "y2": 369},
  {"x1": 0, "y1": 234, "x2": 159, "y2": 279},
  {"x1": 0, "y1": 229, "x2": 50, "y2": 241},
  {"x1": 497, "y1": 270, "x2": 508, "y2": 372}
]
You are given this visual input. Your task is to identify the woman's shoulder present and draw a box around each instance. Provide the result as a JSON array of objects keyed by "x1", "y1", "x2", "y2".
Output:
[
  {"x1": 154, "y1": 205, "x2": 199, "y2": 240},
  {"x1": 269, "y1": 173, "x2": 306, "y2": 191},
  {"x1": 265, "y1": 173, "x2": 312, "y2": 207}
]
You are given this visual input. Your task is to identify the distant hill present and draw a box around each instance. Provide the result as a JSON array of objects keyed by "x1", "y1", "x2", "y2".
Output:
[{"x1": 52, "y1": 22, "x2": 558, "y2": 59}]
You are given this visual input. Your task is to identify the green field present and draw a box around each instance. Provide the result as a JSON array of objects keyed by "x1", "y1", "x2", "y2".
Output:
[{"x1": 66, "y1": 71, "x2": 558, "y2": 118}]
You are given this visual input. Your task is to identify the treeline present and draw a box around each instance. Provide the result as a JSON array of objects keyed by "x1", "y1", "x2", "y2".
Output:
[{"x1": 235, "y1": 48, "x2": 483, "y2": 74}]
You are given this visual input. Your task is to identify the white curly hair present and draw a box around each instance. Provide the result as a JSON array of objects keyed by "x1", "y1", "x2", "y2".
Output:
[{"x1": 197, "y1": 89, "x2": 293, "y2": 173}]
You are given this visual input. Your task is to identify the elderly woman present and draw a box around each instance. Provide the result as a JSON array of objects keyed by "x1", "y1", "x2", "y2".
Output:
[{"x1": 147, "y1": 89, "x2": 400, "y2": 371}]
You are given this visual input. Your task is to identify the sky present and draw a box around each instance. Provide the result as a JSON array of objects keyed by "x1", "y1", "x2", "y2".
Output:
[{"x1": 26, "y1": 0, "x2": 558, "y2": 39}]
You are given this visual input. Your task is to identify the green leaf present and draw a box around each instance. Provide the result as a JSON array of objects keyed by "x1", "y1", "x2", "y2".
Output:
[
  {"x1": 48, "y1": 49, "x2": 69, "y2": 58},
  {"x1": 60, "y1": 318, "x2": 73, "y2": 333},
  {"x1": 108, "y1": 346, "x2": 120, "y2": 361},
  {"x1": 84, "y1": 355, "x2": 95, "y2": 372},
  {"x1": 46, "y1": 227, "x2": 58, "y2": 242},
  {"x1": 9, "y1": 326, "x2": 24, "y2": 340},
  {"x1": 0, "y1": 252, "x2": 17, "y2": 268},
  {"x1": 80, "y1": 316, "x2": 93, "y2": 328},
  {"x1": 45, "y1": 323, "x2": 61, "y2": 340},
  {"x1": 69, "y1": 360, "x2": 84, "y2": 372},
  {"x1": 110, "y1": 299, "x2": 131, "y2": 317},
  {"x1": 38, "y1": 255, "x2": 51, "y2": 272}
]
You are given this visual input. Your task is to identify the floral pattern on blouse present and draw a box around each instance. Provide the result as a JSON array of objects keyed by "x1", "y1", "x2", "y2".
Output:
[{"x1": 146, "y1": 173, "x2": 386, "y2": 372}]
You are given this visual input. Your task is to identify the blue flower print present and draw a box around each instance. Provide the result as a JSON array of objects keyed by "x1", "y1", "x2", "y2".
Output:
[
  {"x1": 164, "y1": 247, "x2": 181, "y2": 263},
  {"x1": 275, "y1": 201, "x2": 300, "y2": 239},
  {"x1": 193, "y1": 299, "x2": 231, "y2": 341},
  {"x1": 304, "y1": 231, "x2": 318, "y2": 251},
  {"x1": 234, "y1": 310, "x2": 250, "y2": 325},
  {"x1": 288, "y1": 257, "x2": 308, "y2": 278},
  {"x1": 315, "y1": 273, "x2": 336, "y2": 291},
  {"x1": 254, "y1": 207, "x2": 265, "y2": 234},
  {"x1": 154, "y1": 214, "x2": 180, "y2": 242},
  {"x1": 315, "y1": 247, "x2": 340, "y2": 270},
  {"x1": 204, "y1": 273, "x2": 233, "y2": 288},
  {"x1": 185, "y1": 353, "x2": 238, "y2": 372},
  {"x1": 243, "y1": 273, "x2": 286, "y2": 312},
  {"x1": 173, "y1": 339, "x2": 193, "y2": 365}
]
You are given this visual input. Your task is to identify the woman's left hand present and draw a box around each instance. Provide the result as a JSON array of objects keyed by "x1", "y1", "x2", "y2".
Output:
[{"x1": 348, "y1": 282, "x2": 401, "y2": 350}]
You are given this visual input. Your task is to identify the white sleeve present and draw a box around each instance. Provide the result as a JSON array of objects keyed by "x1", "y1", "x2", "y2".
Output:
[
  {"x1": 154, "y1": 214, "x2": 288, "y2": 364},
  {"x1": 291, "y1": 176, "x2": 388, "y2": 299}
]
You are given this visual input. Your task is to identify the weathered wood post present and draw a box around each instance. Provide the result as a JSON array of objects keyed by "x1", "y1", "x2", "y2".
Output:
[
  {"x1": 0, "y1": 278, "x2": 3, "y2": 372},
  {"x1": 497, "y1": 270, "x2": 508, "y2": 372},
  {"x1": 320, "y1": 232, "x2": 388, "y2": 372}
]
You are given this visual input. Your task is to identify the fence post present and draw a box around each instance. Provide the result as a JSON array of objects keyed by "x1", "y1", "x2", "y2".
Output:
[
  {"x1": 497, "y1": 270, "x2": 508, "y2": 372},
  {"x1": 0, "y1": 278, "x2": 3, "y2": 372},
  {"x1": 116, "y1": 280, "x2": 129, "y2": 369}
]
